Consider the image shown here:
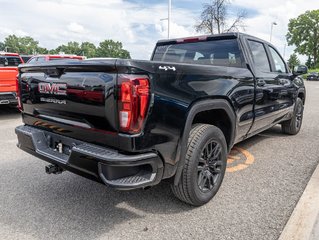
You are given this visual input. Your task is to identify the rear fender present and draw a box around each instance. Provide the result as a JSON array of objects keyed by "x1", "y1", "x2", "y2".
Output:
[{"x1": 173, "y1": 99, "x2": 236, "y2": 185}]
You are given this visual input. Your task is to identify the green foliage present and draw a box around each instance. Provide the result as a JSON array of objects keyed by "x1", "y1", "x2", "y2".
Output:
[
  {"x1": 3, "y1": 35, "x2": 48, "y2": 54},
  {"x1": 96, "y1": 40, "x2": 131, "y2": 59},
  {"x1": 0, "y1": 35, "x2": 131, "y2": 59},
  {"x1": 286, "y1": 10, "x2": 319, "y2": 66},
  {"x1": 80, "y1": 42, "x2": 96, "y2": 58},
  {"x1": 52, "y1": 39, "x2": 130, "y2": 58},
  {"x1": 0, "y1": 41, "x2": 5, "y2": 51},
  {"x1": 288, "y1": 53, "x2": 300, "y2": 69},
  {"x1": 305, "y1": 56, "x2": 314, "y2": 69},
  {"x1": 303, "y1": 68, "x2": 319, "y2": 78},
  {"x1": 54, "y1": 41, "x2": 82, "y2": 55}
]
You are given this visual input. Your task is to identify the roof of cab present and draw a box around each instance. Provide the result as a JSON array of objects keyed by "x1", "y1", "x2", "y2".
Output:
[
  {"x1": 0, "y1": 52, "x2": 20, "y2": 56},
  {"x1": 156, "y1": 32, "x2": 267, "y2": 45},
  {"x1": 32, "y1": 54, "x2": 84, "y2": 59}
]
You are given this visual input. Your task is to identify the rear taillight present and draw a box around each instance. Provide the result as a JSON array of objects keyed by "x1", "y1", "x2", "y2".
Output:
[
  {"x1": 118, "y1": 75, "x2": 150, "y2": 134},
  {"x1": 16, "y1": 74, "x2": 22, "y2": 111}
]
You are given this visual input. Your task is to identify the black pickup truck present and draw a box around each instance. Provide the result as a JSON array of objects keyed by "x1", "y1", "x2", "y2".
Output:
[{"x1": 15, "y1": 33, "x2": 306, "y2": 206}]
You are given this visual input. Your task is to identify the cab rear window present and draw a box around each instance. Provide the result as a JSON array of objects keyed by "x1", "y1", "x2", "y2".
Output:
[
  {"x1": 0, "y1": 56, "x2": 22, "y2": 67},
  {"x1": 152, "y1": 39, "x2": 244, "y2": 68}
]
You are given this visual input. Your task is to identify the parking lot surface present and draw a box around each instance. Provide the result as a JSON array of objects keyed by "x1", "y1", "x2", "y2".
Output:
[{"x1": 1, "y1": 81, "x2": 319, "y2": 240}]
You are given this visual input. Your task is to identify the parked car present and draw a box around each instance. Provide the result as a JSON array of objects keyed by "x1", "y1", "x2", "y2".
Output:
[
  {"x1": 27, "y1": 54, "x2": 85, "y2": 64},
  {"x1": 306, "y1": 72, "x2": 319, "y2": 81},
  {"x1": 15, "y1": 33, "x2": 306, "y2": 206},
  {"x1": 0, "y1": 52, "x2": 24, "y2": 105},
  {"x1": 20, "y1": 55, "x2": 33, "y2": 63}
]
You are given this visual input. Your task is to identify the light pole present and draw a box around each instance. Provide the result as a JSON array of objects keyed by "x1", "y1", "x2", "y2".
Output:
[
  {"x1": 168, "y1": 0, "x2": 171, "y2": 39},
  {"x1": 270, "y1": 22, "x2": 277, "y2": 43},
  {"x1": 283, "y1": 43, "x2": 286, "y2": 59},
  {"x1": 160, "y1": 0, "x2": 172, "y2": 39}
]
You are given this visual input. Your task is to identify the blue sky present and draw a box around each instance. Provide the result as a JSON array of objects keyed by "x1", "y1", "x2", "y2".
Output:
[{"x1": 0, "y1": 0, "x2": 318, "y2": 62}]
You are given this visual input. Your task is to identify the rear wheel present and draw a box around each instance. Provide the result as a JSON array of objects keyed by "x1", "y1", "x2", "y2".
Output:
[
  {"x1": 281, "y1": 97, "x2": 304, "y2": 135},
  {"x1": 171, "y1": 124, "x2": 227, "y2": 206}
]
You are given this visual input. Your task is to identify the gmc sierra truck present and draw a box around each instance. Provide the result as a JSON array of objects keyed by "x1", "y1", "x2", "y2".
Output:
[{"x1": 15, "y1": 33, "x2": 306, "y2": 206}]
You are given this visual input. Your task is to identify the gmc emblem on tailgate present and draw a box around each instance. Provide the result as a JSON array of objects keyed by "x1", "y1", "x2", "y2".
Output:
[{"x1": 38, "y1": 83, "x2": 67, "y2": 96}]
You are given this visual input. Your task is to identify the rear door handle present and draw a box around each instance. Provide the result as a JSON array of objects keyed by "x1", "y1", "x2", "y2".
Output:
[
  {"x1": 279, "y1": 79, "x2": 290, "y2": 86},
  {"x1": 257, "y1": 80, "x2": 266, "y2": 87}
]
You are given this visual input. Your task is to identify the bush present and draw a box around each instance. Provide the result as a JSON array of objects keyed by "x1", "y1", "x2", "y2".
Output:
[{"x1": 303, "y1": 68, "x2": 319, "y2": 79}]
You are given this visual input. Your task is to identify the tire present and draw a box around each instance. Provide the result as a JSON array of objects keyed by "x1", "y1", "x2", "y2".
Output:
[
  {"x1": 171, "y1": 124, "x2": 227, "y2": 206},
  {"x1": 281, "y1": 97, "x2": 304, "y2": 135}
]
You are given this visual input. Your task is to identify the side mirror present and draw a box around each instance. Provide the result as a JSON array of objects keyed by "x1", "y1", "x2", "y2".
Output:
[{"x1": 293, "y1": 65, "x2": 308, "y2": 75}]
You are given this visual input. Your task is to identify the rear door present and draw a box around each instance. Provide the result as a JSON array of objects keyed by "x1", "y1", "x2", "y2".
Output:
[
  {"x1": 266, "y1": 44, "x2": 295, "y2": 117},
  {"x1": 246, "y1": 39, "x2": 292, "y2": 135}
]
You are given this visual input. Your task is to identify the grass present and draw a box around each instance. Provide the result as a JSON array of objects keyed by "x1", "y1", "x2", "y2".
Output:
[
  {"x1": 302, "y1": 68, "x2": 319, "y2": 78},
  {"x1": 308, "y1": 68, "x2": 319, "y2": 73}
]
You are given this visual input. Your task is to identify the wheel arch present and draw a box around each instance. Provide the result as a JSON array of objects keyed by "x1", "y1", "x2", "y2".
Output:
[
  {"x1": 173, "y1": 98, "x2": 236, "y2": 185},
  {"x1": 297, "y1": 90, "x2": 306, "y2": 105}
]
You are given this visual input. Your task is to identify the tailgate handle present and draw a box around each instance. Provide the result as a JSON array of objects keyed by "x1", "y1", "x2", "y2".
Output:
[{"x1": 45, "y1": 68, "x2": 65, "y2": 78}]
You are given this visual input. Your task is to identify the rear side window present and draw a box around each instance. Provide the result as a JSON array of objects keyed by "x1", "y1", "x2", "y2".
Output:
[
  {"x1": 27, "y1": 57, "x2": 37, "y2": 63},
  {"x1": 247, "y1": 40, "x2": 270, "y2": 72},
  {"x1": 152, "y1": 39, "x2": 244, "y2": 68},
  {"x1": 269, "y1": 46, "x2": 287, "y2": 73},
  {"x1": 21, "y1": 56, "x2": 32, "y2": 63},
  {"x1": 37, "y1": 57, "x2": 46, "y2": 62},
  {"x1": 50, "y1": 58, "x2": 71, "y2": 61},
  {"x1": 0, "y1": 56, "x2": 22, "y2": 67}
]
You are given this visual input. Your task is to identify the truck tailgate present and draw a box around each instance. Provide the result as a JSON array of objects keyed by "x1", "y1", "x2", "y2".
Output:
[
  {"x1": 19, "y1": 60, "x2": 119, "y2": 148},
  {"x1": 0, "y1": 67, "x2": 18, "y2": 92}
]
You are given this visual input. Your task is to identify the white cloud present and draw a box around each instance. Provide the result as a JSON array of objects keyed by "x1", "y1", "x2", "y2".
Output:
[
  {"x1": 0, "y1": 0, "x2": 318, "y2": 62},
  {"x1": 0, "y1": 26, "x2": 29, "y2": 37},
  {"x1": 67, "y1": 22, "x2": 86, "y2": 34},
  {"x1": 234, "y1": 0, "x2": 319, "y2": 62},
  {"x1": 0, "y1": 0, "x2": 197, "y2": 59}
]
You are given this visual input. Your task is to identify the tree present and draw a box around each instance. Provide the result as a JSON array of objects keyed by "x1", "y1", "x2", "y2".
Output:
[
  {"x1": 305, "y1": 56, "x2": 313, "y2": 69},
  {"x1": 0, "y1": 41, "x2": 4, "y2": 51},
  {"x1": 1, "y1": 34, "x2": 131, "y2": 58},
  {"x1": 195, "y1": 0, "x2": 246, "y2": 34},
  {"x1": 4, "y1": 35, "x2": 48, "y2": 54},
  {"x1": 54, "y1": 41, "x2": 82, "y2": 55},
  {"x1": 80, "y1": 42, "x2": 96, "y2": 58},
  {"x1": 96, "y1": 40, "x2": 131, "y2": 59},
  {"x1": 288, "y1": 53, "x2": 300, "y2": 69},
  {"x1": 286, "y1": 10, "x2": 319, "y2": 67}
]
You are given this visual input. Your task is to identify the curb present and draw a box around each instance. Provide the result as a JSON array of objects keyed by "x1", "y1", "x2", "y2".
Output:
[{"x1": 279, "y1": 163, "x2": 319, "y2": 240}]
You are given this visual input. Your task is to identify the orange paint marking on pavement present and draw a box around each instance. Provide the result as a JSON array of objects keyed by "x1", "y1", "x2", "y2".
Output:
[
  {"x1": 227, "y1": 155, "x2": 240, "y2": 164},
  {"x1": 227, "y1": 164, "x2": 247, "y2": 172},
  {"x1": 226, "y1": 147, "x2": 255, "y2": 173}
]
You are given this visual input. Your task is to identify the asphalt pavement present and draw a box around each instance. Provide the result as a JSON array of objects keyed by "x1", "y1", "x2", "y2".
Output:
[{"x1": 0, "y1": 81, "x2": 319, "y2": 240}]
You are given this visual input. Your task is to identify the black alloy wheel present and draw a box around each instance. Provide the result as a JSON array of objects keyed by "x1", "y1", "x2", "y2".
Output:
[
  {"x1": 197, "y1": 141, "x2": 223, "y2": 193},
  {"x1": 282, "y1": 97, "x2": 304, "y2": 135},
  {"x1": 171, "y1": 124, "x2": 227, "y2": 206}
]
